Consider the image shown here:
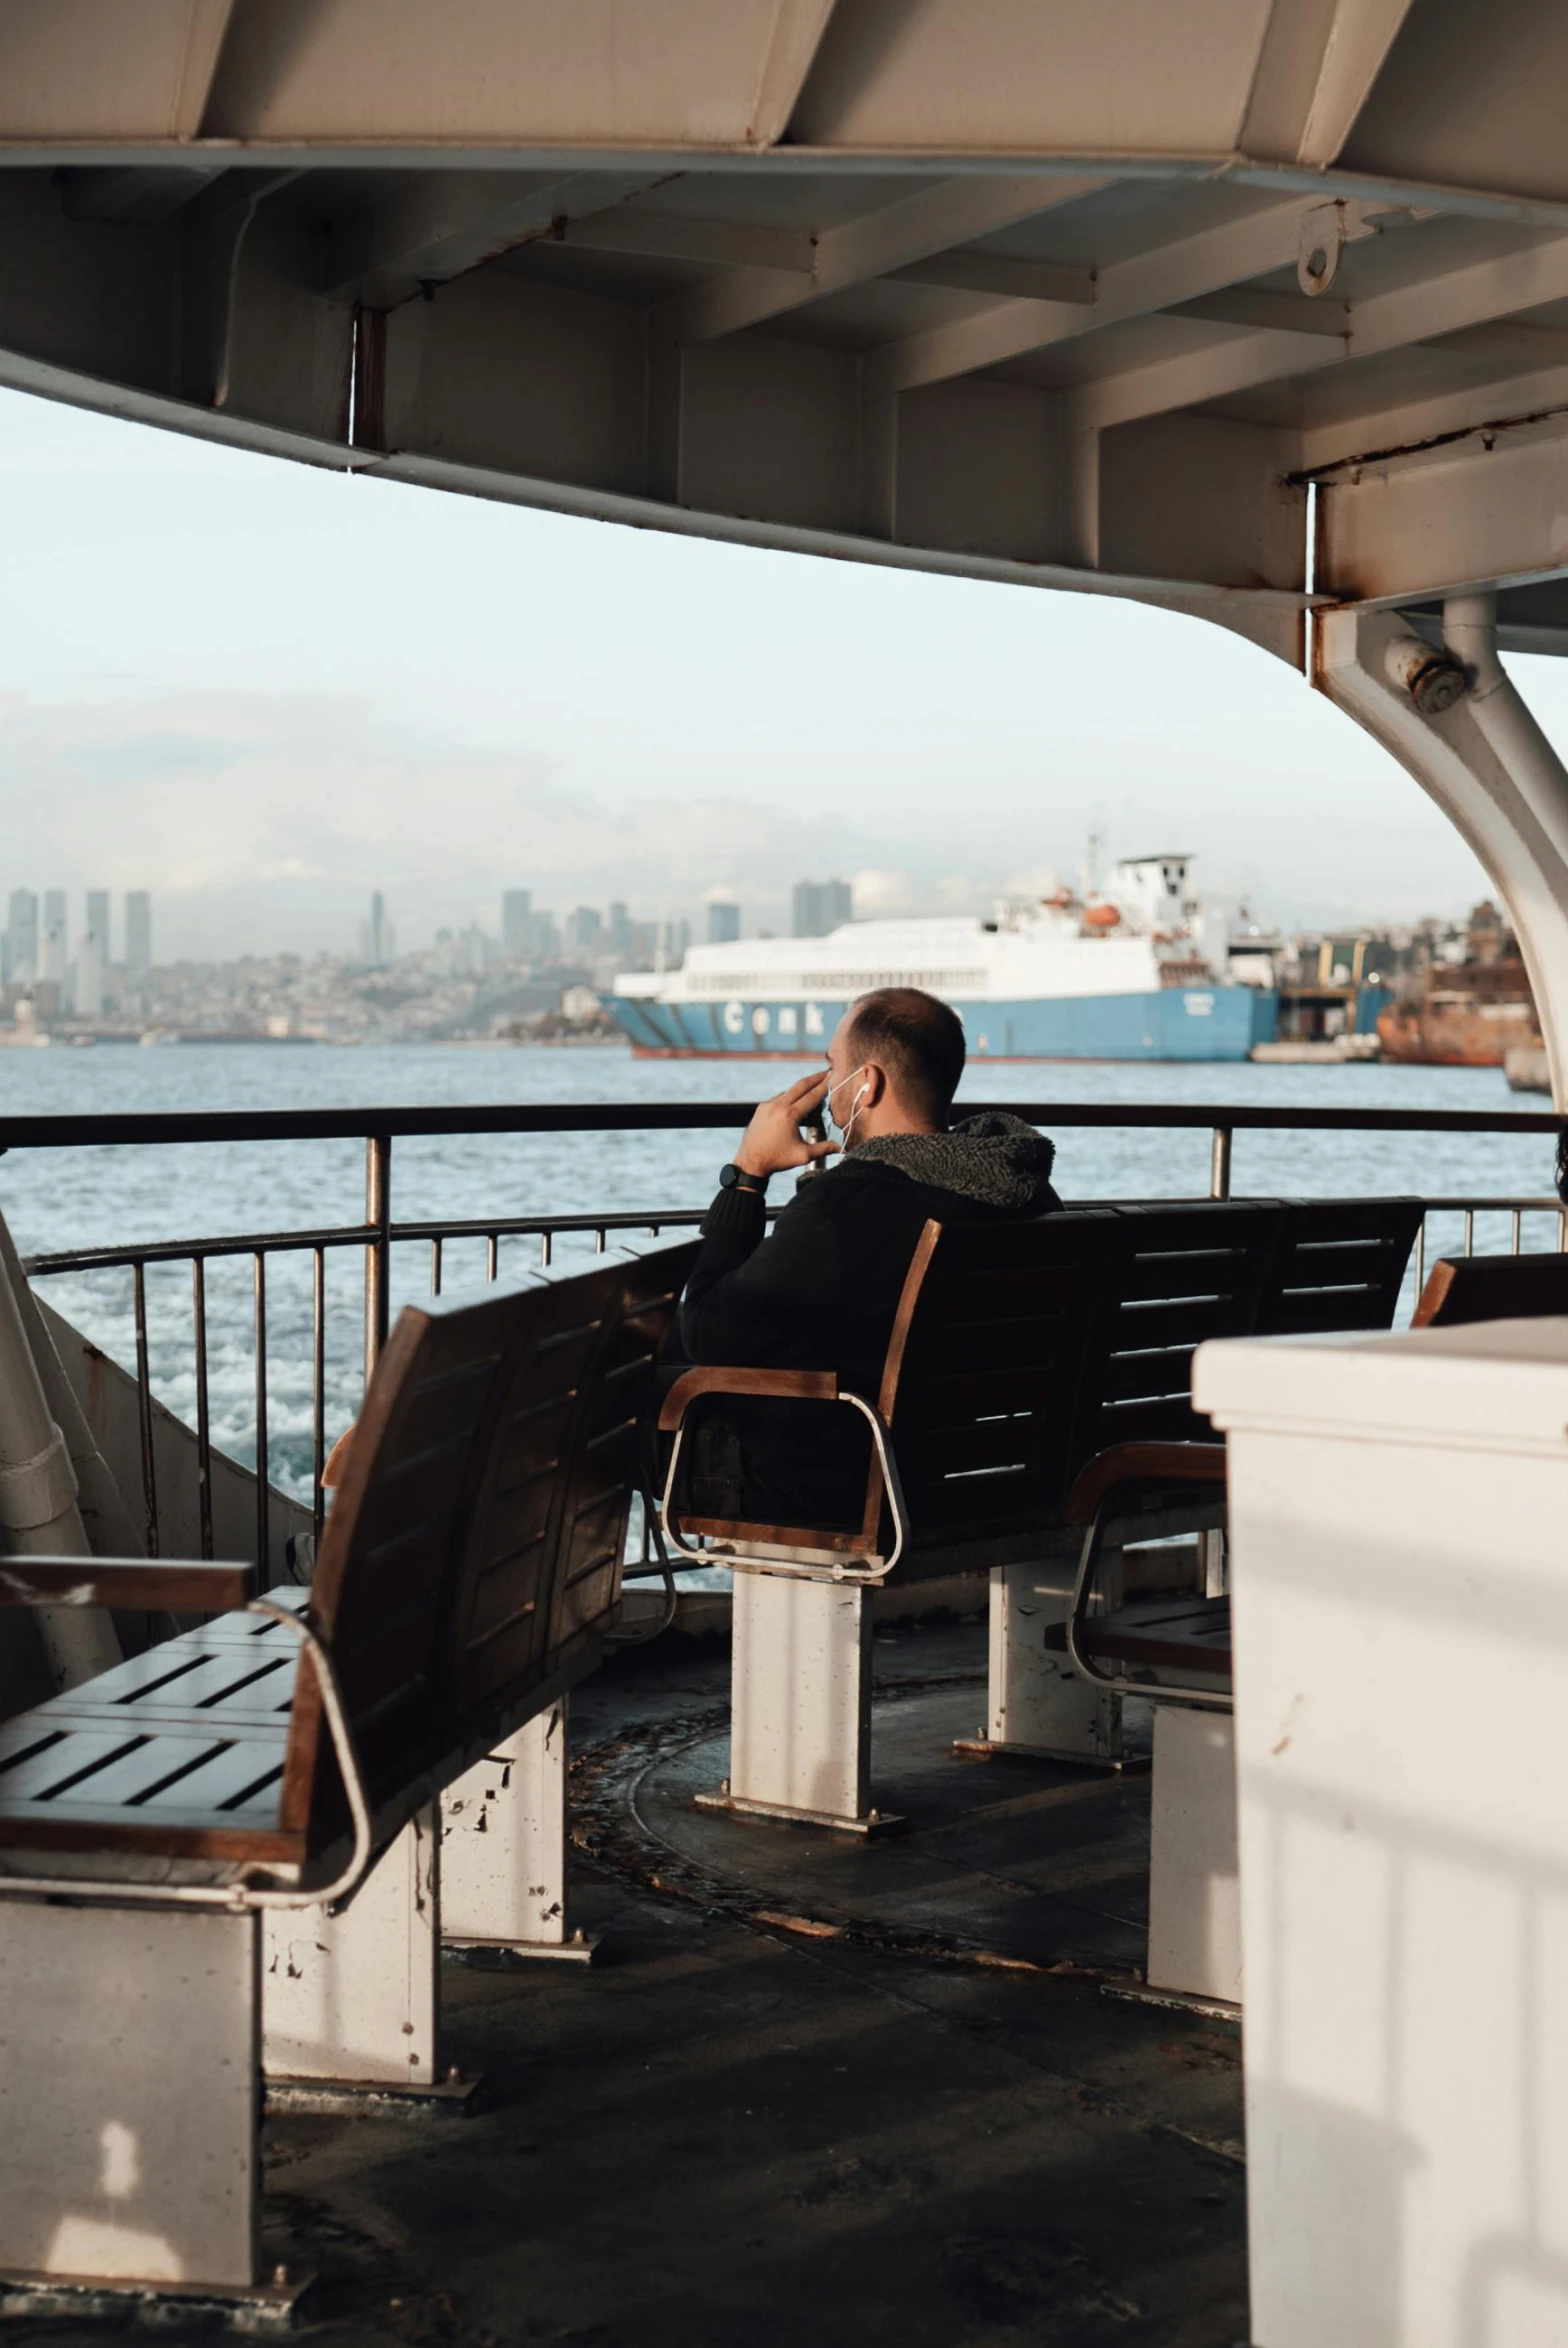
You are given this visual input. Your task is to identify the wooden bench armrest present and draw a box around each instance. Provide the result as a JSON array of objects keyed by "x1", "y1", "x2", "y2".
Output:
[
  {"x1": 0, "y1": 1557, "x2": 258, "y2": 1610},
  {"x1": 657, "y1": 1366, "x2": 839, "y2": 1432},
  {"x1": 1066, "y1": 1441, "x2": 1227, "y2": 1527}
]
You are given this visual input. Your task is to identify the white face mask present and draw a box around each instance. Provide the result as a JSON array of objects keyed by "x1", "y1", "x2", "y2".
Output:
[{"x1": 825, "y1": 1064, "x2": 871, "y2": 1148}]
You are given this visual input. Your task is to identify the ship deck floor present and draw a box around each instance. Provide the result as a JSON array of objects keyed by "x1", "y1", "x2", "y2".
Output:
[{"x1": 27, "y1": 1617, "x2": 1249, "y2": 2348}]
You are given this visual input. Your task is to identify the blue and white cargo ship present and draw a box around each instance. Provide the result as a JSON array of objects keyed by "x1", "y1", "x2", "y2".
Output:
[{"x1": 606, "y1": 854, "x2": 1279, "y2": 1062}]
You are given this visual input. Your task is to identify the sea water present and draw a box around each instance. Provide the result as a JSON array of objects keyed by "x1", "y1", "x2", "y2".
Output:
[{"x1": 0, "y1": 1042, "x2": 1556, "y2": 1503}]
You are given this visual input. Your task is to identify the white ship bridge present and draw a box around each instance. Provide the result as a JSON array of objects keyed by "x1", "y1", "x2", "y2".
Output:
[{"x1": 0, "y1": 7, "x2": 1565, "y2": 2341}]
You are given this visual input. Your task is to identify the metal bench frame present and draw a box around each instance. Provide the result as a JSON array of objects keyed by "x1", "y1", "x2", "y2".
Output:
[{"x1": 659, "y1": 1197, "x2": 1422, "y2": 1830}]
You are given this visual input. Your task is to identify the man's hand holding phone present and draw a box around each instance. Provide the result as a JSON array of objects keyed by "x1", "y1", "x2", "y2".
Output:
[{"x1": 734, "y1": 1070, "x2": 839, "y2": 1179}]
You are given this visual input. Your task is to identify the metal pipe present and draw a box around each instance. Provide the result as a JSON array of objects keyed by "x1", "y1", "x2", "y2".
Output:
[
  {"x1": 1210, "y1": 1126, "x2": 1233, "y2": 1200},
  {"x1": 192, "y1": 1258, "x2": 213, "y2": 1561},
  {"x1": 364, "y1": 1132, "x2": 391, "y2": 1384},
  {"x1": 253, "y1": 1252, "x2": 269, "y2": 1577},
  {"x1": 311, "y1": 1246, "x2": 326, "y2": 1544},
  {"x1": 0, "y1": 1100, "x2": 1559, "y2": 1153},
  {"x1": 132, "y1": 1262, "x2": 159, "y2": 1559}
]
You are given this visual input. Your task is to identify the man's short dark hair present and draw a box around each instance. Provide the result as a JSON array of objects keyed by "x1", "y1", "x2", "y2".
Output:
[{"x1": 845, "y1": 987, "x2": 966, "y2": 1122}]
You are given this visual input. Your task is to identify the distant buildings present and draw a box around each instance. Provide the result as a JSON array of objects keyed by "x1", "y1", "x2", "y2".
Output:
[
  {"x1": 565, "y1": 906, "x2": 604, "y2": 958},
  {"x1": 707, "y1": 899, "x2": 741, "y2": 945},
  {"x1": 501, "y1": 889, "x2": 532, "y2": 960},
  {"x1": 125, "y1": 891, "x2": 152, "y2": 976},
  {"x1": 0, "y1": 888, "x2": 150, "y2": 1017},
  {"x1": 75, "y1": 892, "x2": 109, "y2": 1017},
  {"x1": 792, "y1": 877, "x2": 853, "y2": 938},
  {"x1": 41, "y1": 890, "x2": 67, "y2": 986},
  {"x1": 359, "y1": 891, "x2": 396, "y2": 968},
  {"x1": 6, "y1": 889, "x2": 37, "y2": 984}
]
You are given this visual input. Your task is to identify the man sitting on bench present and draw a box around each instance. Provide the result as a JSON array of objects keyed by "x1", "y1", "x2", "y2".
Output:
[{"x1": 677, "y1": 986, "x2": 1060, "y2": 1529}]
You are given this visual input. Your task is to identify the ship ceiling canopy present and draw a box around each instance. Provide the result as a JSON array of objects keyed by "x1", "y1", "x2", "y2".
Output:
[{"x1": 13, "y1": 0, "x2": 1568, "y2": 660}]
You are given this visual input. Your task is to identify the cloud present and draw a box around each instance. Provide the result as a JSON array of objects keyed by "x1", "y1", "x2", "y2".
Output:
[{"x1": 0, "y1": 688, "x2": 1010, "y2": 955}]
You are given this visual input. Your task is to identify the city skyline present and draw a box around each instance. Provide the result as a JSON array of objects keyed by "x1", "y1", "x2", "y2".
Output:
[{"x1": 0, "y1": 389, "x2": 1527, "y2": 963}]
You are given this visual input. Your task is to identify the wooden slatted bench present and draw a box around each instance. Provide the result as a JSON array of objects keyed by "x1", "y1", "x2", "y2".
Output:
[
  {"x1": 0, "y1": 1240, "x2": 693, "y2": 2316},
  {"x1": 658, "y1": 1196, "x2": 1421, "y2": 1830}
]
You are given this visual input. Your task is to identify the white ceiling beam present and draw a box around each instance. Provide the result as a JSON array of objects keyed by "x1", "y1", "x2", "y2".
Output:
[
  {"x1": 1068, "y1": 226, "x2": 1568, "y2": 435},
  {"x1": 554, "y1": 210, "x2": 817, "y2": 272},
  {"x1": 669, "y1": 173, "x2": 1106, "y2": 347},
  {"x1": 325, "y1": 170, "x2": 661, "y2": 302},
  {"x1": 554, "y1": 207, "x2": 1096, "y2": 303},
  {"x1": 889, "y1": 251, "x2": 1095, "y2": 305},
  {"x1": 745, "y1": 0, "x2": 841, "y2": 148},
  {"x1": 1301, "y1": 357, "x2": 1568, "y2": 476},
  {"x1": 1239, "y1": 0, "x2": 1414, "y2": 170},
  {"x1": 863, "y1": 194, "x2": 1372, "y2": 399},
  {"x1": 172, "y1": 0, "x2": 236, "y2": 142},
  {"x1": 1068, "y1": 324, "x2": 1338, "y2": 434}
]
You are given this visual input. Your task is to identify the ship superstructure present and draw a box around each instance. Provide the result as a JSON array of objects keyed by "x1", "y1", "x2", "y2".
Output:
[{"x1": 607, "y1": 855, "x2": 1277, "y2": 1062}]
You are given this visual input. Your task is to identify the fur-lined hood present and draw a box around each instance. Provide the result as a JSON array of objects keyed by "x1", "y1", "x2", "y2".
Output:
[{"x1": 849, "y1": 1112, "x2": 1058, "y2": 1214}]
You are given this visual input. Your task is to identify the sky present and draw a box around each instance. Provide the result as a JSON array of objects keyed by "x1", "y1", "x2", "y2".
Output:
[{"x1": 0, "y1": 380, "x2": 1555, "y2": 962}]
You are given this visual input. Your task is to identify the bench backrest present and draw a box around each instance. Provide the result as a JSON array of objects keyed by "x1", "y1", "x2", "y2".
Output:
[
  {"x1": 282, "y1": 1241, "x2": 694, "y2": 1848},
  {"x1": 1255, "y1": 1198, "x2": 1425, "y2": 1336},
  {"x1": 879, "y1": 1211, "x2": 1124, "y2": 1543},
  {"x1": 1072, "y1": 1196, "x2": 1423, "y2": 1459},
  {"x1": 1412, "y1": 1249, "x2": 1568, "y2": 1328},
  {"x1": 1074, "y1": 1203, "x2": 1287, "y2": 1457}
]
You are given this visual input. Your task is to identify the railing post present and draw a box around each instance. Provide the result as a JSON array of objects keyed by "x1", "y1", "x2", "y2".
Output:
[
  {"x1": 1210, "y1": 1125, "x2": 1233, "y2": 1201},
  {"x1": 365, "y1": 1133, "x2": 391, "y2": 1385}
]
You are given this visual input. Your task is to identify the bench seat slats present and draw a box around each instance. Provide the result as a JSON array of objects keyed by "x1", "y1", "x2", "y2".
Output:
[
  {"x1": 1046, "y1": 1596, "x2": 1233, "y2": 1680},
  {"x1": 0, "y1": 1244, "x2": 699, "y2": 1874},
  {"x1": 0, "y1": 1724, "x2": 289, "y2": 1817}
]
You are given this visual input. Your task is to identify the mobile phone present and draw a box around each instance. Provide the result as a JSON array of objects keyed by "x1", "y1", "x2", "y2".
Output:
[{"x1": 798, "y1": 1098, "x2": 828, "y2": 1178}]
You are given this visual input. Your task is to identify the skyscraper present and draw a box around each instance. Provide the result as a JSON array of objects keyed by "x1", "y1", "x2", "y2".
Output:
[
  {"x1": 41, "y1": 891, "x2": 67, "y2": 985},
  {"x1": 707, "y1": 900, "x2": 740, "y2": 945},
  {"x1": 564, "y1": 906, "x2": 603, "y2": 959},
  {"x1": 85, "y1": 889, "x2": 110, "y2": 964},
  {"x1": 7, "y1": 889, "x2": 38, "y2": 984},
  {"x1": 359, "y1": 892, "x2": 394, "y2": 967},
  {"x1": 125, "y1": 891, "x2": 152, "y2": 976},
  {"x1": 791, "y1": 877, "x2": 853, "y2": 938},
  {"x1": 74, "y1": 917, "x2": 104, "y2": 1017},
  {"x1": 501, "y1": 889, "x2": 532, "y2": 961}
]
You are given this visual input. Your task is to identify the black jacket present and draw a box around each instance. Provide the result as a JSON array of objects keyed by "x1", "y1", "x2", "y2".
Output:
[{"x1": 676, "y1": 1114, "x2": 1060, "y2": 1527}]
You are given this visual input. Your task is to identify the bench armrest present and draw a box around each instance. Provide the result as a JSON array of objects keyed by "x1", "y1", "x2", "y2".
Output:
[
  {"x1": 0, "y1": 1556, "x2": 257, "y2": 1610},
  {"x1": 657, "y1": 1366, "x2": 838, "y2": 1432},
  {"x1": 1063, "y1": 1444, "x2": 1231, "y2": 1712},
  {"x1": 1066, "y1": 1441, "x2": 1226, "y2": 1528}
]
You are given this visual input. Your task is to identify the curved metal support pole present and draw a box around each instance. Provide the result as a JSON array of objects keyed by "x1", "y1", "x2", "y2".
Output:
[{"x1": 1317, "y1": 598, "x2": 1568, "y2": 1107}]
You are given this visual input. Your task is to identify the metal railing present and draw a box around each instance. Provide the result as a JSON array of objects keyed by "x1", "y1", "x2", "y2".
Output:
[{"x1": 4, "y1": 1098, "x2": 1562, "y2": 1570}]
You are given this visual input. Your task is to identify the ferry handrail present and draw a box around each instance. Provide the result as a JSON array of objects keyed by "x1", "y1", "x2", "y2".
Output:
[
  {"x1": 5, "y1": 1098, "x2": 1564, "y2": 1580},
  {"x1": 0, "y1": 1098, "x2": 1560, "y2": 1148}
]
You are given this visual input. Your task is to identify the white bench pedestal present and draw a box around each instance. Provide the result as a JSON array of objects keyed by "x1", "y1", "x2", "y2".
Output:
[
  {"x1": 263, "y1": 1806, "x2": 479, "y2": 2112},
  {"x1": 954, "y1": 1562, "x2": 1127, "y2": 1768},
  {"x1": 442, "y1": 1701, "x2": 599, "y2": 1964},
  {"x1": 0, "y1": 1900, "x2": 285, "y2": 2304},
  {"x1": 1146, "y1": 1707, "x2": 1241, "y2": 2011},
  {"x1": 699, "y1": 1570, "x2": 897, "y2": 1833}
]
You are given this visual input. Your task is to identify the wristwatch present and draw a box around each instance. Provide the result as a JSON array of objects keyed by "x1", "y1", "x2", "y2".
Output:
[{"x1": 718, "y1": 1162, "x2": 768, "y2": 1194}]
